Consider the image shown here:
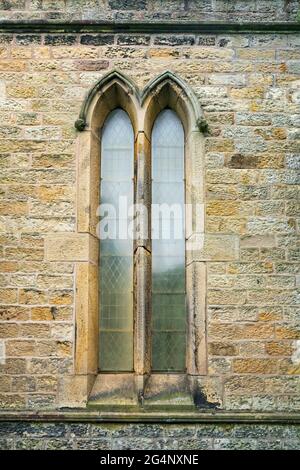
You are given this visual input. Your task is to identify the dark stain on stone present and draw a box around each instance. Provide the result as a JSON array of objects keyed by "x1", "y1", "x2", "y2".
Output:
[
  {"x1": 192, "y1": 388, "x2": 219, "y2": 409},
  {"x1": 218, "y1": 38, "x2": 229, "y2": 47},
  {"x1": 227, "y1": 153, "x2": 259, "y2": 169},
  {"x1": 50, "y1": 306, "x2": 58, "y2": 320}
]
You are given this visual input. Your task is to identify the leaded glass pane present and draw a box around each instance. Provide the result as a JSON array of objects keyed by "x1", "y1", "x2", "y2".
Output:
[
  {"x1": 100, "y1": 256, "x2": 133, "y2": 293},
  {"x1": 99, "y1": 331, "x2": 133, "y2": 371},
  {"x1": 152, "y1": 332, "x2": 186, "y2": 372},
  {"x1": 152, "y1": 294, "x2": 186, "y2": 330},
  {"x1": 99, "y1": 109, "x2": 134, "y2": 372},
  {"x1": 151, "y1": 109, "x2": 186, "y2": 372}
]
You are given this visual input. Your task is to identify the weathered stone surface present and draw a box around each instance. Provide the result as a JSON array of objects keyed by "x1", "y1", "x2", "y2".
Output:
[
  {"x1": 80, "y1": 35, "x2": 114, "y2": 46},
  {"x1": 0, "y1": 421, "x2": 299, "y2": 450},
  {"x1": 45, "y1": 233, "x2": 98, "y2": 262},
  {"x1": 154, "y1": 35, "x2": 195, "y2": 46},
  {"x1": 44, "y1": 35, "x2": 77, "y2": 46},
  {"x1": 57, "y1": 375, "x2": 94, "y2": 408},
  {"x1": 187, "y1": 234, "x2": 239, "y2": 262},
  {"x1": 117, "y1": 35, "x2": 150, "y2": 45},
  {"x1": 0, "y1": 0, "x2": 299, "y2": 423},
  {"x1": 0, "y1": 0, "x2": 298, "y2": 23}
]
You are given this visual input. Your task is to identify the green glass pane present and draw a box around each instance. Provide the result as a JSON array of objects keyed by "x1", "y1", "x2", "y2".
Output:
[
  {"x1": 151, "y1": 181, "x2": 185, "y2": 241},
  {"x1": 152, "y1": 256, "x2": 185, "y2": 293},
  {"x1": 99, "y1": 331, "x2": 133, "y2": 372},
  {"x1": 99, "y1": 109, "x2": 134, "y2": 371},
  {"x1": 152, "y1": 332, "x2": 186, "y2": 372},
  {"x1": 152, "y1": 293, "x2": 186, "y2": 331}
]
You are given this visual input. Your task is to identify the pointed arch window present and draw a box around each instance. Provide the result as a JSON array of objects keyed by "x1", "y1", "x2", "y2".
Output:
[
  {"x1": 151, "y1": 110, "x2": 186, "y2": 372},
  {"x1": 99, "y1": 109, "x2": 134, "y2": 371},
  {"x1": 74, "y1": 71, "x2": 208, "y2": 409}
]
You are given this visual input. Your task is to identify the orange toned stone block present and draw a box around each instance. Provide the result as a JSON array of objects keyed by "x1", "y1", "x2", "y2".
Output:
[
  {"x1": 276, "y1": 324, "x2": 300, "y2": 340},
  {"x1": 19, "y1": 289, "x2": 48, "y2": 305},
  {"x1": 49, "y1": 290, "x2": 73, "y2": 306},
  {"x1": 265, "y1": 341, "x2": 294, "y2": 356},
  {"x1": 233, "y1": 358, "x2": 278, "y2": 374},
  {"x1": 31, "y1": 306, "x2": 72, "y2": 321},
  {"x1": 0, "y1": 261, "x2": 18, "y2": 272}
]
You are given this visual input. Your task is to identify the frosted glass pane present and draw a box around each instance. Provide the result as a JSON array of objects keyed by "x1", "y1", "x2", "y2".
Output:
[
  {"x1": 151, "y1": 109, "x2": 186, "y2": 372},
  {"x1": 100, "y1": 181, "x2": 133, "y2": 207},
  {"x1": 152, "y1": 182, "x2": 185, "y2": 205},
  {"x1": 101, "y1": 109, "x2": 134, "y2": 181},
  {"x1": 99, "y1": 332, "x2": 133, "y2": 371},
  {"x1": 99, "y1": 109, "x2": 134, "y2": 372}
]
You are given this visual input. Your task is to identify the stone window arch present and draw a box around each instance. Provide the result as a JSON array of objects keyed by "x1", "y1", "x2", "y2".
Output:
[{"x1": 57, "y1": 70, "x2": 211, "y2": 408}]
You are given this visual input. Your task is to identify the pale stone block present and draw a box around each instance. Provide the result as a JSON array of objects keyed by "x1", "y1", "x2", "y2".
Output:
[
  {"x1": 134, "y1": 247, "x2": 151, "y2": 375},
  {"x1": 186, "y1": 130, "x2": 205, "y2": 192},
  {"x1": 186, "y1": 201, "x2": 204, "y2": 238},
  {"x1": 89, "y1": 374, "x2": 138, "y2": 407},
  {"x1": 45, "y1": 233, "x2": 98, "y2": 263},
  {"x1": 186, "y1": 234, "x2": 239, "y2": 262},
  {"x1": 57, "y1": 374, "x2": 95, "y2": 408},
  {"x1": 135, "y1": 131, "x2": 151, "y2": 251},
  {"x1": 75, "y1": 262, "x2": 98, "y2": 375},
  {"x1": 144, "y1": 374, "x2": 194, "y2": 408},
  {"x1": 207, "y1": 73, "x2": 246, "y2": 86},
  {"x1": 76, "y1": 130, "x2": 100, "y2": 235},
  {"x1": 241, "y1": 235, "x2": 276, "y2": 248},
  {"x1": 0, "y1": 80, "x2": 6, "y2": 102}
]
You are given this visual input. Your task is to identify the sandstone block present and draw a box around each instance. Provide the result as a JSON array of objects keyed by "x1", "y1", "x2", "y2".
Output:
[
  {"x1": 187, "y1": 234, "x2": 239, "y2": 262},
  {"x1": 45, "y1": 233, "x2": 98, "y2": 262},
  {"x1": 57, "y1": 375, "x2": 95, "y2": 408},
  {"x1": 6, "y1": 340, "x2": 36, "y2": 357},
  {"x1": 233, "y1": 358, "x2": 278, "y2": 374}
]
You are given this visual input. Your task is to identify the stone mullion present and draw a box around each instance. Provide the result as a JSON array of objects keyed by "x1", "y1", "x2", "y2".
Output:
[
  {"x1": 186, "y1": 261, "x2": 207, "y2": 376},
  {"x1": 134, "y1": 131, "x2": 151, "y2": 398},
  {"x1": 185, "y1": 130, "x2": 207, "y2": 377}
]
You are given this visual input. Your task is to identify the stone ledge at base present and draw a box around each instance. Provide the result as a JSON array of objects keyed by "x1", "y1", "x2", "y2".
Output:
[
  {"x1": 0, "y1": 22, "x2": 300, "y2": 34},
  {"x1": 1, "y1": 410, "x2": 300, "y2": 424}
]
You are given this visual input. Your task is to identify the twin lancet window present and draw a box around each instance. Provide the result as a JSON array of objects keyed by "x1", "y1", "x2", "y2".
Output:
[{"x1": 99, "y1": 108, "x2": 186, "y2": 373}]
